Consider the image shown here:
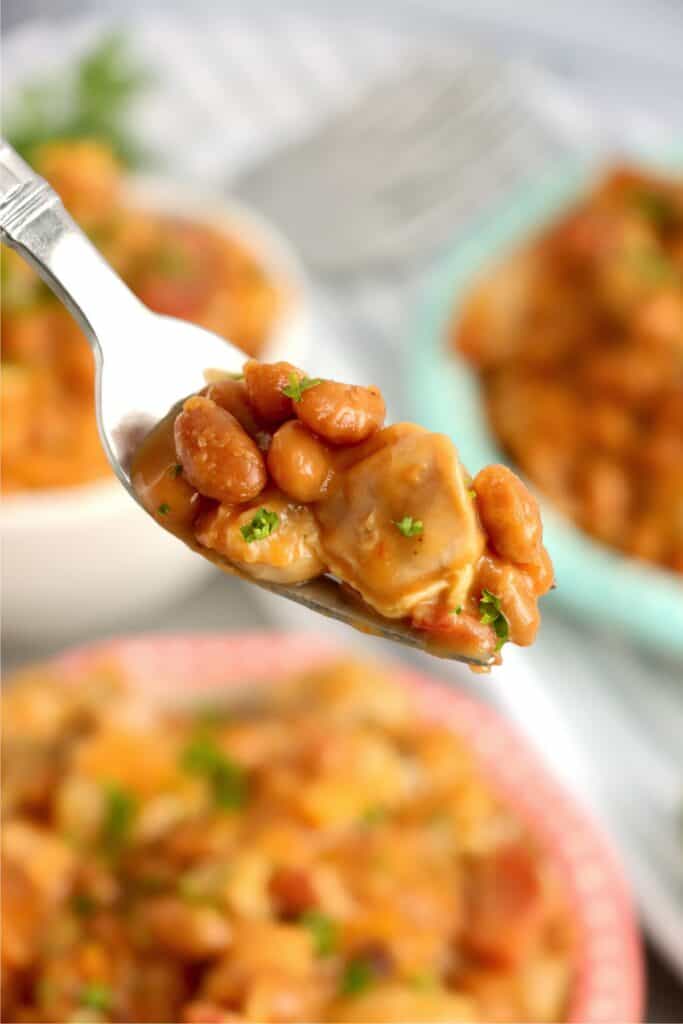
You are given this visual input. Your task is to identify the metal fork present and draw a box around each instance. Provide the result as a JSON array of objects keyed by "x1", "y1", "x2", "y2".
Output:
[
  {"x1": 0, "y1": 139, "x2": 491, "y2": 667},
  {"x1": 235, "y1": 53, "x2": 569, "y2": 274}
]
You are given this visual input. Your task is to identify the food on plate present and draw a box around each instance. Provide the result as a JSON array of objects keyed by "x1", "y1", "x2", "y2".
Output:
[
  {"x1": 132, "y1": 363, "x2": 554, "y2": 666},
  {"x1": 1, "y1": 656, "x2": 574, "y2": 1022},
  {"x1": 1, "y1": 141, "x2": 286, "y2": 493},
  {"x1": 452, "y1": 164, "x2": 683, "y2": 575}
]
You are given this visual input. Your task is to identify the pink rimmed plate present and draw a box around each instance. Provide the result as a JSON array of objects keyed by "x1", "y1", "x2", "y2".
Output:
[{"x1": 52, "y1": 631, "x2": 643, "y2": 1024}]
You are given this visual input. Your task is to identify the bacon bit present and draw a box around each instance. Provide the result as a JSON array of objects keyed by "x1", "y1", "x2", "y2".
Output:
[
  {"x1": 465, "y1": 842, "x2": 546, "y2": 967},
  {"x1": 268, "y1": 867, "x2": 317, "y2": 919}
]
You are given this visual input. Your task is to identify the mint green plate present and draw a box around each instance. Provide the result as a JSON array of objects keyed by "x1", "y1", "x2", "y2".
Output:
[{"x1": 407, "y1": 158, "x2": 683, "y2": 658}]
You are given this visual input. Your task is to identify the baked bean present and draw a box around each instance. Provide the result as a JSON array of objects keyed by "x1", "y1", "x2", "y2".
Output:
[
  {"x1": 577, "y1": 458, "x2": 630, "y2": 546},
  {"x1": 473, "y1": 465, "x2": 542, "y2": 565},
  {"x1": 414, "y1": 607, "x2": 498, "y2": 662},
  {"x1": 585, "y1": 403, "x2": 635, "y2": 454},
  {"x1": 475, "y1": 551, "x2": 541, "y2": 647},
  {"x1": 184, "y1": 1001, "x2": 241, "y2": 1024},
  {"x1": 174, "y1": 396, "x2": 266, "y2": 504},
  {"x1": 206, "y1": 378, "x2": 267, "y2": 441},
  {"x1": 296, "y1": 380, "x2": 385, "y2": 445},
  {"x1": 669, "y1": 549, "x2": 683, "y2": 573},
  {"x1": 267, "y1": 421, "x2": 333, "y2": 502},
  {"x1": 453, "y1": 166, "x2": 683, "y2": 577},
  {"x1": 520, "y1": 545, "x2": 555, "y2": 596},
  {"x1": 131, "y1": 416, "x2": 199, "y2": 531},
  {"x1": 627, "y1": 517, "x2": 665, "y2": 563},
  {"x1": 635, "y1": 289, "x2": 683, "y2": 348},
  {"x1": 243, "y1": 360, "x2": 303, "y2": 424}
]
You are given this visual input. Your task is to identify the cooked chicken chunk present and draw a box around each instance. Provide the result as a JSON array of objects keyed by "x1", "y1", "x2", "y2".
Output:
[{"x1": 315, "y1": 425, "x2": 485, "y2": 618}]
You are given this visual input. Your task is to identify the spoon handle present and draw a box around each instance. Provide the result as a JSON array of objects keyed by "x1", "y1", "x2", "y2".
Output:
[{"x1": 0, "y1": 139, "x2": 142, "y2": 353}]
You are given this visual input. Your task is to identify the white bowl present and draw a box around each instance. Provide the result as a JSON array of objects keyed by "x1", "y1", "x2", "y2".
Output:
[{"x1": 1, "y1": 176, "x2": 313, "y2": 644}]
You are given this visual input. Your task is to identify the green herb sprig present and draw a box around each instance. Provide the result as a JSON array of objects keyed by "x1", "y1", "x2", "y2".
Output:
[
  {"x1": 301, "y1": 910, "x2": 338, "y2": 957},
  {"x1": 79, "y1": 982, "x2": 113, "y2": 1013},
  {"x1": 180, "y1": 734, "x2": 247, "y2": 810},
  {"x1": 6, "y1": 32, "x2": 151, "y2": 167},
  {"x1": 100, "y1": 782, "x2": 137, "y2": 855},
  {"x1": 393, "y1": 516, "x2": 423, "y2": 537},
  {"x1": 479, "y1": 589, "x2": 509, "y2": 651},
  {"x1": 281, "y1": 373, "x2": 322, "y2": 403},
  {"x1": 340, "y1": 957, "x2": 377, "y2": 997},
  {"x1": 632, "y1": 190, "x2": 677, "y2": 230},
  {"x1": 240, "y1": 508, "x2": 279, "y2": 543}
]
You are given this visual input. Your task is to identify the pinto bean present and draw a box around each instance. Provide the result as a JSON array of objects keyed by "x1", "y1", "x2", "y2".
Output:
[
  {"x1": 473, "y1": 465, "x2": 542, "y2": 565},
  {"x1": 577, "y1": 457, "x2": 630, "y2": 546},
  {"x1": 296, "y1": 381, "x2": 385, "y2": 445},
  {"x1": 475, "y1": 551, "x2": 540, "y2": 647},
  {"x1": 243, "y1": 360, "x2": 303, "y2": 424},
  {"x1": 131, "y1": 416, "x2": 199, "y2": 531},
  {"x1": 174, "y1": 396, "x2": 266, "y2": 504},
  {"x1": 520, "y1": 545, "x2": 555, "y2": 596},
  {"x1": 413, "y1": 607, "x2": 498, "y2": 662},
  {"x1": 206, "y1": 378, "x2": 266, "y2": 439},
  {"x1": 267, "y1": 421, "x2": 333, "y2": 502}
]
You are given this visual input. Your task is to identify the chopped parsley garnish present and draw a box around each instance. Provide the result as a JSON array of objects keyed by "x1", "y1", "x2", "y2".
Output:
[
  {"x1": 452, "y1": 605, "x2": 462, "y2": 615},
  {"x1": 101, "y1": 783, "x2": 137, "y2": 854},
  {"x1": 194, "y1": 703, "x2": 232, "y2": 728},
  {"x1": 240, "y1": 507, "x2": 279, "y2": 543},
  {"x1": 155, "y1": 246, "x2": 191, "y2": 277},
  {"x1": 479, "y1": 589, "x2": 510, "y2": 651},
  {"x1": 632, "y1": 190, "x2": 677, "y2": 229},
  {"x1": 157, "y1": 502, "x2": 171, "y2": 515},
  {"x1": 301, "y1": 910, "x2": 338, "y2": 956},
  {"x1": 340, "y1": 957, "x2": 377, "y2": 997},
  {"x1": 180, "y1": 734, "x2": 247, "y2": 810},
  {"x1": 71, "y1": 892, "x2": 96, "y2": 917},
  {"x1": 629, "y1": 249, "x2": 680, "y2": 285},
  {"x1": 79, "y1": 982, "x2": 113, "y2": 1013},
  {"x1": 6, "y1": 32, "x2": 151, "y2": 167},
  {"x1": 177, "y1": 867, "x2": 226, "y2": 905},
  {"x1": 169, "y1": 463, "x2": 183, "y2": 478},
  {"x1": 409, "y1": 970, "x2": 438, "y2": 990},
  {"x1": 36, "y1": 978, "x2": 57, "y2": 1011},
  {"x1": 393, "y1": 516, "x2": 423, "y2": 537},
  {"x1": 361, "y1": 805, "x2": 387, "y2": 825},
  {"x1": 281, "y1": 373, "x2": 322, "y2": 402}
]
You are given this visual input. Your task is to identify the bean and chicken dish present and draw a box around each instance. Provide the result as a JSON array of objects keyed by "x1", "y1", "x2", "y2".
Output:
[
  {"x1": 132, "y1": 363, "x2": 554, "y2": 667},
  {"x1": 1, "y1": 141, "x2": 286, "y2": 492},
  {"x1": 452, "y1": 164, "x2": 683, "y2": 575},
  {"x1": 2, "y1": 657, "x2": 574, "y2": 1022}
]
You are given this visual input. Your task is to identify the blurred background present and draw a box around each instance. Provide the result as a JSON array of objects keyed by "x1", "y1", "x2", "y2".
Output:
[{"x1": 2, "y1": 1, "x2": 682, "y2": 1020}]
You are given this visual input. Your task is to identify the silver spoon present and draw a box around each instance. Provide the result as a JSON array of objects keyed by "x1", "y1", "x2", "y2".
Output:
[{"x1": 0, "y1": 139, "x2": 490, "y2": 667}]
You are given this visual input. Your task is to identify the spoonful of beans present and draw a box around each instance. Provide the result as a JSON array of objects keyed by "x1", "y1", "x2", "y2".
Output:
[{"x1": 0, "y1": 140, "x2": 555, "y2": 670}]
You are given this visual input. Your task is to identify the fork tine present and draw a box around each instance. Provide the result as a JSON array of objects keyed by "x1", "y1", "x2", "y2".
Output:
[{"x1": 235, "y1": 53, "x2": 564, "y2": 272}]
